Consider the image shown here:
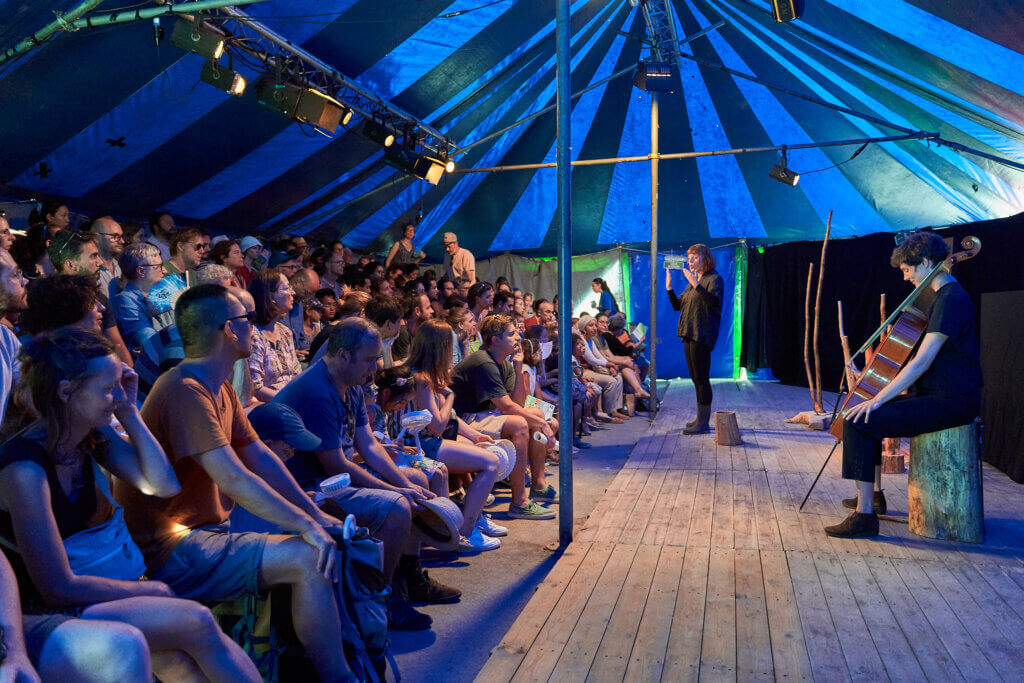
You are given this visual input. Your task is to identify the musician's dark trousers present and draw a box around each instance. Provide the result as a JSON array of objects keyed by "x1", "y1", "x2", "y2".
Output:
[
  {"x1": 684, "y1": 340, "x2": 713, "y2": 405},
  {"x1": 841, "y1": 392, "x2": 980, "y2": 482}
]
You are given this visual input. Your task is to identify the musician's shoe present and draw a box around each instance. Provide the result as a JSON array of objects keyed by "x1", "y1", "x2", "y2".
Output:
[
  {"x1": 842, "y1": 490, "x2": 887, "y2": 514},
  {"x1": 824, "y1": 512, "x2": 879, "y2": 538}
]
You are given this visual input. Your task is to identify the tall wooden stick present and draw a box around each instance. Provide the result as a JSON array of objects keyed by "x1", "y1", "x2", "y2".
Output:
[
  {"x1": 811, "y1": 211, "x2": 832, "y2": 413},
  {"x1": 803, "y1": 262, "x2": 815, "y2": 408},
  {"x1": 837, "y1": 300, "x2": 855, "y2": 388}
]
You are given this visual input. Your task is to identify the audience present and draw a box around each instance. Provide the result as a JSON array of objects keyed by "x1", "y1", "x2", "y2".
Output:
[
  {"x1": 247, "y1": 269, "x2": 303, "y2": 401},
  {"x1": 0, "y1": 328, "x2": 260, "y2": 681},
  {"x1": 0, "y1": 203, "x2": 652, "y2": 673}
]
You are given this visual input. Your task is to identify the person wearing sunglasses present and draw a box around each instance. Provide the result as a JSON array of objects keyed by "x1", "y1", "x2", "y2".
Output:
[
  {"x1": 87, "y1": 216, "x2": 125, "y2": 295},
  {"x1": 148, "y1": 227, "x2": 210, "y2": 316},
  {"x1": 114, "y1": 243, "x2": 167, "y2": 354}
]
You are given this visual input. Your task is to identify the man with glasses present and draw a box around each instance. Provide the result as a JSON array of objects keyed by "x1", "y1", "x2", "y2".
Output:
[
  {"x1": 321, "y1": 250, "x2": 346, "y2": 299},
  {"x1": 150, "y1": 227, "x2": 210, "y2": 315},
  {"x1": 88, "y1": 215, "x2": 125, "y2": 294},
  {"x1": 115, "y1": 243, "x2": 167, "y2": 352},
  {"x1": 49, "y1": 230, "x2": 133, "y2": 365}
]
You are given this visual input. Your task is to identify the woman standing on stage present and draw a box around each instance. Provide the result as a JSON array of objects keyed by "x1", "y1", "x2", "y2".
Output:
[{"x1": 665, "y1": 244, "x2": 724, "y2": 434}]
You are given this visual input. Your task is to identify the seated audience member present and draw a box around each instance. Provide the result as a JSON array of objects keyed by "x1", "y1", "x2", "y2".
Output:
[
  {"x1": 306, "y1": 291, "x2": 369, "y2": 363},
  {"x1": 266, "y1": 250, "x2": 302, "y2": 279},
  {"x1": 49, "y1": 230, "x2": 133, "y2": 365},
  {"x1": 148, "y1": 228, "x2": 209, "y2": 314},
  {"x1": 193, "y1": 263, "x2": 234, "y2": 287},
  {"x1": 408, "y1": 320, "x2": 504, "y2": 552},
  {"x1": 9, "y1": 223, "x2": 49, "y2": 280},
  {"x1": 591, "y1": 313, "x2": 649, "y2": 404},
  {"x1": 363, "y1": 261, "x2": 385, "y2": 282},
  {"x1": 370, "y1": 276, "x2": 393, "y2": 298},
  {"x1": 454, "y1": 276, "x2": 472, "y2": 300},
  {"x1": 142, "y1": 212, "x2": 174, "y2": 262},
  {"x1": 0, "y1": 328, "x2": 259, "y2": 681},
  {"x1": 450, "y1": 314, "x2": 557, "y2": 519},
  {"x1": 343, "y1": 265, "x2": 369, "y2": 294},
  {"x1": 273, "y1": 319, "x2": 460, "y2": 629},
  {"x1": 226, "y1": 287, "x2": 258, "y2": 411},
  {"x1": 113, "y1": 284, "x2": 357, "y2": 679},
  {"x1": 0, "y1": 216, "x2": 15, "y2": 271},
  {"x1": 0, "y1": 260, "x2": 26, "y2": 412},
  {"x1": 287, "y1": 268, "x2": 321, "y2": 355},
  {"x1": 114, "y1": 243, "x2": 166, "y2": 353},
  {"x1": 121, "y1": 220, "x2": 144, "y2": 246},
  {"x1": 493, "y1": 276, "x2": 511, "y2": 294},
  {"x1": 576, "y1": 314, "x2": 625, "y2": 422},
  {"x1": 88, "y1": 216, "x2": 124, "y2": 294},
  {"x1": 209, "y1": 239, "x2": 246, "y2": 288},
  {"x1": 21, "y1": 275, "x2": 106, "y2": 336},
  {"x1": 447, "y1": 302, "x2": 475, "y2": 367},
  {"x1": 523, "y1": 292, "x2": 534, "y2": 315},
  {"x1": 492, "y1": 289, "x2": 514, "y2": 315},
  {"x1": 437, "y1": 278, "x2": 454, "y2": 308},
  {"x1": 237, "y1": 236, "x2": 263, "y2": 289},
  {"x1": 468, "y1": 282, "x2": 493, "y2": 322},
  {"x1": 315, "y1": 287, "x2": 339, "y2": 323},
  {"x1": 246, "y1": 269, "x2": 302, "y2": 401},
  {"x1": 390, "y1": 291, "x2": 434, "y2": 364},
  {"x1": 570, "y1": 334, "x2": 601, "y2": 438},
  {"x1": 304, "y1": 298, "x2": 323, "y2": 342}
]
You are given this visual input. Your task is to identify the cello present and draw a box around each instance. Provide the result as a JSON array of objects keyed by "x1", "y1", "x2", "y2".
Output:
[{"x1": 828, "y1": 235, "x2": 981, "y2": 440}]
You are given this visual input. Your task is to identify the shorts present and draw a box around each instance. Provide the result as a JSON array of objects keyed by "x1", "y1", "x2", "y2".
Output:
[
  {"x1": 462, "y1": 410, "x2": 509, "y2": 440},
  {"x1": 151, "y1": 524, "x2": 267, "y2": 603},
  {"x1": 23, "y1": 613, "x2": 73, "y2": 666},
  {"x1": 320, "y1": 485, "x2": 405, "y2": 535}
]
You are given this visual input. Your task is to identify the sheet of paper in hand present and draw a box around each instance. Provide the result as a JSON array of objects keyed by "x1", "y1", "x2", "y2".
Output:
[
  {"x1": 664, "y1": 255, "x2": 688, "y2": 270},
  {"x1": 524, "y1": 395, "x2": 556, "y2": 421}
]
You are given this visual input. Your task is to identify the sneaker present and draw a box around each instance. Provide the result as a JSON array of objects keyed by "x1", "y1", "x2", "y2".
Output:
[
  {"x1": 405, "y1": 567, "x2": 461, "y2": 604},
  {"x1": 387, "y1": 591, "x2": 432, "y2": 631},
  {"x1": 484, "y1": 493, "x2": 496, "y2": 507},
  {"x1": 458, "y1": 528, "x2": 501, "y2": 553},
  {"x1": 824, "y1": 512, "x2": 879, "y2": 538},
  {"x1": 842, "y1": 490, "x2": 887, "y2": 514},
  {"x1": 573, "y1": 438, "x2": 591, "y2": 449},
  {"x1": 508, "y1": 501, "x2": 556, "y2": 520},
  {"x1": 476, "y1": 514, "x2": 508, "y2": 537},
  {"x1": 529, "y1": 484, "x2": 559, "y2": 504}
]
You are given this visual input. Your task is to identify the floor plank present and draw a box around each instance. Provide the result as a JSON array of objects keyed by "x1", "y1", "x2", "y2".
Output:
[
  {"x1": 759, "y1": 550, "x2": 813, "y2": 681},
  {"x1": 734, "y1": 549, "x2": 773, "y2": 681},
  {"x1": 697, "y1": 549, "x2": 736, "y2": 681},
  {"x1": 624, "y1": 546, "x2": 685, "y2": 681},
  {"x1": 661, "y1": 547, "x2": 710, "y2": 682}
]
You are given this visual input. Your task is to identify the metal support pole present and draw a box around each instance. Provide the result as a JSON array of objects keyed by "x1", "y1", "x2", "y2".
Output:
[
  {"x1": 555, "y1": 0, "x2": 574, "y2": 547},
  {"x1": 649, "y1": 90, "x2": 659, "y2": 422},
  {"x1": 0, "y1": 0, "x2": 104, "y2": 65}
]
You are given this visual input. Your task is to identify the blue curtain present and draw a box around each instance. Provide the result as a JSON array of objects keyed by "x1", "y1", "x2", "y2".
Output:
[{"x1": 627, "y1": 247, "x2": 736, "y2": 379}]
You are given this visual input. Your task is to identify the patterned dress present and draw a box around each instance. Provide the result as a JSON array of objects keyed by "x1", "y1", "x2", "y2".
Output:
[{"x1": 248, "y1": 322, "x2": 302, "y2": 393}]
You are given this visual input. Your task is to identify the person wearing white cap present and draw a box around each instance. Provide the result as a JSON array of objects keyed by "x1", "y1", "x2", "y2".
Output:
[
  {"x1": 235, "y1": 236, "x2": 263, "y2": 289},
  {"x1": 441, "y1": 232, "x2": 476, "y2": 286}
]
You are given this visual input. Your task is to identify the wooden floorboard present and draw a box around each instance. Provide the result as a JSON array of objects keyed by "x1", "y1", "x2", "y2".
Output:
[{"x1": 476, "y1": 381, "x2": 1024, "y2": 682}]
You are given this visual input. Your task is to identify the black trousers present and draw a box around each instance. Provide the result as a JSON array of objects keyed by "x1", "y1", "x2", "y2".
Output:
[
  {"x1": 684, "y1": 340, "x2": 713, "y2": 406},
  {"x1": 841, "y1": 392, "x2": 980, "y2": 483}
]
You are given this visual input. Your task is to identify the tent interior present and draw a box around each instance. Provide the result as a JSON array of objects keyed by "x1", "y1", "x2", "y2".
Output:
[{"x1": 2, "y1": 0, "x2": 1023, "y2": 383}]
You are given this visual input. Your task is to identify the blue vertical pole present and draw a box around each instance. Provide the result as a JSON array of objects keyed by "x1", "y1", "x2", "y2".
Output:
[{"x1": 556, "y1": 0, "x2": 574, "y2": 547}]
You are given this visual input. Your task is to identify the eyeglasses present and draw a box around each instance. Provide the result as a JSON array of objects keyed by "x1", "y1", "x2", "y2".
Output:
[
  {"x1": 140, "y1": 262, "x2": 165, "y2": 270},
  {"x1": 94, "y1": 232, "x2": 124, "y2": 242},
  {"x1": 226, "y1": 311, "x2": 257, "y2": 325}
]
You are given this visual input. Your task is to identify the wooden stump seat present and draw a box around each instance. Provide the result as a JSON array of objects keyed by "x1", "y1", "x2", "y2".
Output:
[
  {"x1": 907, "y1": 422, "x2": 984, "y2": 543},
  {"x1": 713, "y1": 411, "x2": 742, "y2": 446}
]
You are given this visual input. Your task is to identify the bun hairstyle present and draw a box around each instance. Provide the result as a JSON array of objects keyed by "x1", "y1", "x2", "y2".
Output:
[{"x1": 13, "y1": 328, "x2": 114, "y2": 452}]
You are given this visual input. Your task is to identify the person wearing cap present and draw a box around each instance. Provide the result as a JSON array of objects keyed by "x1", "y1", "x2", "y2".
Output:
[
  {"x1": 441, "y1": 232, "x2": 475, "y2": 286},
  {"x1": 237, "y1": 236, "x2": 263, "y2": 289},
  {"x1": 267, "y1": 250, "x2": 302, "y2": 277}
]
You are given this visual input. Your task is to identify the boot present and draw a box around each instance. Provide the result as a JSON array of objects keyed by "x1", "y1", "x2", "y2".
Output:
[{"x1": 683, "y1": 404, "x2": 711, "y2": 434}]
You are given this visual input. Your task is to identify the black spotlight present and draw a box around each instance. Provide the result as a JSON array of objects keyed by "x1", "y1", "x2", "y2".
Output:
[{"x1": 633, "y1": 61, "x2": 674, "y2": 92}]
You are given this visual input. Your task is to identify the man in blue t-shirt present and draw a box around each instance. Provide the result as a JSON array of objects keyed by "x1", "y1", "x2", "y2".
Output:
[
  {"x1": 827, "y1": 231, "x2": 983, "y2": 539},
  {"x1": 274, "y1": 317, "x2": 460, "y2": 630}
]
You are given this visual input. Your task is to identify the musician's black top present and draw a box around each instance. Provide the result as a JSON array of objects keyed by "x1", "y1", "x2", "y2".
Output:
[{"x1": 912, "y1": 280, "x2": 982, "y2": 397}]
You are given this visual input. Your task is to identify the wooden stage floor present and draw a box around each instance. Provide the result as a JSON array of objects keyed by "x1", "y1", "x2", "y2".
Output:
[{"x1": 476, "y1": 380, "x2": 1024, "y2": 682}]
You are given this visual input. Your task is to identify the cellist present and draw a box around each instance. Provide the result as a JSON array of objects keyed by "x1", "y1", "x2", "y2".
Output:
[{"x1": 825, "y1": 231, "x2": 982, "y2": 538}]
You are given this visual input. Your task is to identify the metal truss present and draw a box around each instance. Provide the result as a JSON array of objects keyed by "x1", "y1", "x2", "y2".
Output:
[
  {"x1": 637, "y1": 0, "x2": 681, "y2": 60},
  {"x1": 202, "y1": 7, "x2": 458, "y2": 158}
]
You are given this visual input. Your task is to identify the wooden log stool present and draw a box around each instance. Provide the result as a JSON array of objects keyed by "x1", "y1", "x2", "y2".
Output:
[
  {"x1": 907, "y1": 422, "x2": 984, "y2": 543},
  {"x1": 713, "y1": 411, "x2": 742, "y2": 446}
]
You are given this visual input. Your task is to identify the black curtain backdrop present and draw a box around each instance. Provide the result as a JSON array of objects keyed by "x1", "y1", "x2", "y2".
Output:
[{"x1": 742, "y1": 212, "x2": 1024, "y2": 394}]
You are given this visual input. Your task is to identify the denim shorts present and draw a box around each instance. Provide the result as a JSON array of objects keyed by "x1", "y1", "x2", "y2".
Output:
[
  {"x1": 23, "y1": 613, "x2": 73, "y2": 666},
  {"x1": 151, "y1": 524, "x2": 267, "y2": 603}
]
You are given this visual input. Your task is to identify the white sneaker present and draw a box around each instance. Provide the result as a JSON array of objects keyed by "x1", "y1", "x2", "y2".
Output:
[
  {"x1": 475, "y1": 514, "x2": 508, "y2": 537},
  {"x1": 458, "y1": 528, "x2": 501, "y2": 553}
]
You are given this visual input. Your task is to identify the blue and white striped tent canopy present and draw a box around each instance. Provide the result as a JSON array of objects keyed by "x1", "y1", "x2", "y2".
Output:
[{"x1": 2, "y1": 0, "x2": 1023, "y2": 259}]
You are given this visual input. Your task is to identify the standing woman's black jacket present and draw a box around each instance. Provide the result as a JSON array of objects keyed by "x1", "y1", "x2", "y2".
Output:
[{"x1": 666, "y1": 270, "x2": 724, "y2": 349}]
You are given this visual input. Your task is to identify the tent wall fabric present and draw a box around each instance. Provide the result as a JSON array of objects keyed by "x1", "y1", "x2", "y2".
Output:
[
  {"x1": 742, "y1": 211, "x2": 1024, "y2": 394},
  {"x1": 2, "y1": 1, "x2": 1023, "y2": 260}
]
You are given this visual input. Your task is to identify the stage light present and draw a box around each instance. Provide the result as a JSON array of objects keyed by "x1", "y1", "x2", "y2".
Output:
[
  {"x1": 413, "y1": 156, "x2": 447, "y2": 185},
  {"x1": 171, "y1": 18, "x2": 224, "y2": 60},
  {"x1": 633, "y1": 61, "x2": 674, "y2": 92},
  {"x1": 201, "y1": 59, "x2": 246, "y2": 96},
  {"x1": 255, "y1": 74, "x2": 351, "y2": 133},
  {"x1": 384, "y1": 146, "x2": 418, "y2": 175},
  {"x1": 769, "y1": 151, "x2": 800, "y2": 186},
  {"x1": 364, "y1": 119, "x2": 395, "y2": 147}
]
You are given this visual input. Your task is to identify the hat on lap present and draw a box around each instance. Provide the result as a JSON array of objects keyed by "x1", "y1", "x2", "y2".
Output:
[{"x1": 413, "y1": 498, "x2": 464, "y2": 551}]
